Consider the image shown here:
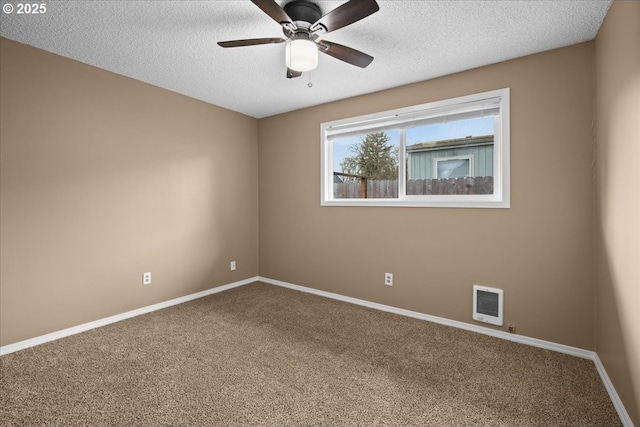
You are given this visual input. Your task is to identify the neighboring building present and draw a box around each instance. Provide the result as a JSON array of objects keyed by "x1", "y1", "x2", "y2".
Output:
[{"x1": 406, "y1": 135, "x2": 494, "y2": 179}]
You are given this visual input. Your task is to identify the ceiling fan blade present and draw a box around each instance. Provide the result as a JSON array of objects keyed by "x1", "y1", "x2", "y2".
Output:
[
  {"x1": 311, "y1": 0, "x2": 379, "y2": 34},
  {"x1": 318, "y1": 41, "x2": 374, "y2": 68},
  {"x1": 287, "y1": 68, "x2": 302, "y2": 79},
  {"x1": 251, "y1": 0, "x2": 294, "y2": 26},
  {"x1": 218, "y1": 38, "x2": 287, "y2": 48}
]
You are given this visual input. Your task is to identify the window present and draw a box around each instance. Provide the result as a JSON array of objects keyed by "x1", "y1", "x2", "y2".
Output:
[
  {"x1": 321, "y1": 88, "x2": 510, "y2": 208},
  {"x1": 434, "y1": 155, "x2": 474, "y2": 179}
]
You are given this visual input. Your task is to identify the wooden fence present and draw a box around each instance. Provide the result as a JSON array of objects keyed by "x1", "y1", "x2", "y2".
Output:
[{"x1": 333, "y1": 176, "x2": 493, "y2": 198}]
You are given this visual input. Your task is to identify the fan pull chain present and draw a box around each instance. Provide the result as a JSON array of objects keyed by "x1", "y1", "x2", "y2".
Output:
[{"x1": 308, "y1": 72, "x2": 313, "y2": 88}]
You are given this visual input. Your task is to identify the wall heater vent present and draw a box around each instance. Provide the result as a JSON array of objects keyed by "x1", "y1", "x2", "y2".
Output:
[{"x1": 472, "y1": 285, "x2": 504, "y2": 326}]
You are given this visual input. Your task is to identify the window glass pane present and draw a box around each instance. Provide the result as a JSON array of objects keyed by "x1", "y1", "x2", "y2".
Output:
[
  {"x1": 405, "y1": 116, "x2": 494, "y2": 195},
  {"x1": 406, "y1": 116, "x2": 494, "y2": 145},
  {"x1": 332, "y1": 131, "x2": 399, "y2": 199}
]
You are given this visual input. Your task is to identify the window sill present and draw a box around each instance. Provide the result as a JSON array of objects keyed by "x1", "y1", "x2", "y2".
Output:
[{"x1": 320, "y1": 196, "x2": 510, "y2": 209}]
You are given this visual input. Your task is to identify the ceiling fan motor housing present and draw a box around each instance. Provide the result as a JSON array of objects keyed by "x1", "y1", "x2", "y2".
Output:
[{"x1": 283, "y1": 0, "x2": 323, "y2": 26}]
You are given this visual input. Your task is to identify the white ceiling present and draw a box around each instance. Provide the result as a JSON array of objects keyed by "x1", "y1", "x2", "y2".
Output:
[{"x1": 0, "y1": 0, "x2": 611, "y2": 118}]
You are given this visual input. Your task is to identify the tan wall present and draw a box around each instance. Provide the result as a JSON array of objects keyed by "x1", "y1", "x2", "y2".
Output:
[
  {"x1": 259, "y1": 43, "x2": 596, "y2": 350},
  {"x1": 595, "y1": 1, "x2": 640, "y2": 424},
  {"x1": 0, "y1": 38, "x2": 259, "y2": 346}
]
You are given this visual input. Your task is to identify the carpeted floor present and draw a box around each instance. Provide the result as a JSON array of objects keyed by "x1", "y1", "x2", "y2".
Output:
[{"x1": 0, "y1": 282, "x2": 621, "y2": 426}]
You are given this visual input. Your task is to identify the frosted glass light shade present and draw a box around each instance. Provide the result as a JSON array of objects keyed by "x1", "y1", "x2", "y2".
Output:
[{"x1": 285, "y1": 39, "x2": 318, "y2": 72}]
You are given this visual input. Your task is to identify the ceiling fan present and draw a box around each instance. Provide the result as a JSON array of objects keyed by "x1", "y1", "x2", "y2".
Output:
[{"x1": 218, "y1": 0, "x2": 379, "y2": 78}]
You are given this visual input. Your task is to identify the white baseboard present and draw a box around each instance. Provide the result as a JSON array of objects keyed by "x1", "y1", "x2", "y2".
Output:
[
  {"x1": 0, "y1": 276, "x2": 259, "y2": 356},
  {"x1": 258, "y1": 276, "x2": 634, "y2": 427},
  {"x1": 1, "y1": 275, "x2": 632, "y2": 426},
  {"x1": 593, "y1": 353, "x2": 635, "y2": 427}
]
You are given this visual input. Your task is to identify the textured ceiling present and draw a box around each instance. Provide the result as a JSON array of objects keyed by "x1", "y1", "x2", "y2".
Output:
[{"x1": 0, "y1": 0, "x2": 611, "y2": 118}]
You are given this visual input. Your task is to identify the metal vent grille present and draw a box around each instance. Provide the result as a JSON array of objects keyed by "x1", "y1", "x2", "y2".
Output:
[{"x1": 477, "y1": 290, "x2": 499, "y2": 317}]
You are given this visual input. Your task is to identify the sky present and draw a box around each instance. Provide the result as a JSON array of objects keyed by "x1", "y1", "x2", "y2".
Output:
[{"x1": 332, "y1": 116, "x2": 494, "y2": 172}]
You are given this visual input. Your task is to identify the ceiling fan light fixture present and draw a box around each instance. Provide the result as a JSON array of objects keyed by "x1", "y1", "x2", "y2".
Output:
[{"x1": 285, "y1": 38, "x2": 318, "y2": 72}]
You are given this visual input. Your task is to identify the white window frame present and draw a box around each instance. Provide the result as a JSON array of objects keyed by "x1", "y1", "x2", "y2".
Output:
[
  {"x1": 321, "y1": 88, "x2": 510, "y2": 208},
  {"x1": 433, "y1": 154, "x2": 475, "y2": 179}
]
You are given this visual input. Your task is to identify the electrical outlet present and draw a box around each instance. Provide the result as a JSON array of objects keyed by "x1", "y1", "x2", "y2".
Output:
[
  {"x1": 384, "y1": 272, "x2": 393, "y2": 286},
  {"x1": 230, "y1": 261, "x2": 236, "y2": 271},
  {"x1": 143, "y1": 272, "x2": 151, "y2": 285}
]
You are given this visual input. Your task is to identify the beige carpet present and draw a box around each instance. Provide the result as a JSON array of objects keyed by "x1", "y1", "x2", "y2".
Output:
[{"x1": 0, "y1": 282, "x2": 621, "y2": 426}]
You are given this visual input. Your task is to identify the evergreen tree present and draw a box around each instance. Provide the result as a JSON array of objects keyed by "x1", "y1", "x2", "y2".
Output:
[{"x1": 340, "y1": 132, "x2": 398, "y2": 180}]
